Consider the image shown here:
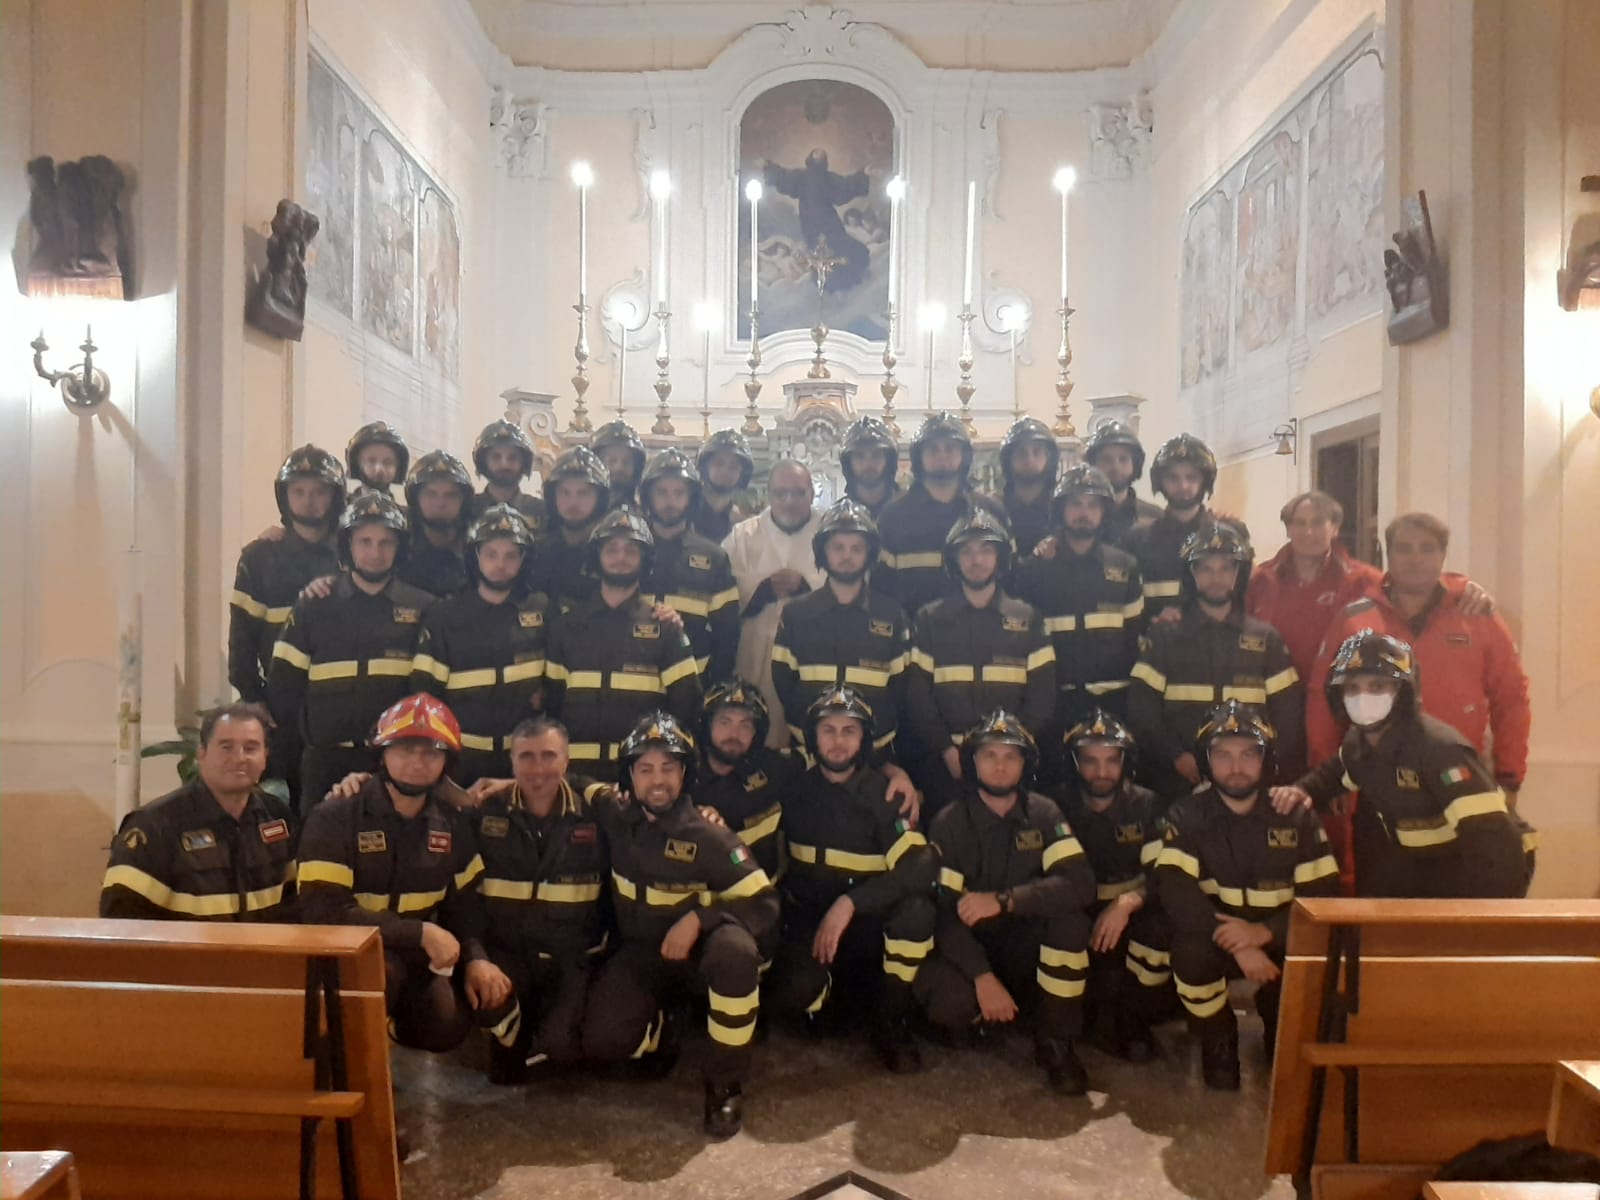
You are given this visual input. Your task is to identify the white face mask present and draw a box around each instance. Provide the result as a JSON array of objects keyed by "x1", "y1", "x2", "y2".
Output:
[{"x1": 1344, "y1": 691, "x2": 1396, "y2": 727}]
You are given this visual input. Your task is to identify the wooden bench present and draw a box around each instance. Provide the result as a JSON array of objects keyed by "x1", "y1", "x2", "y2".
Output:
[
  {"x1": 1549, "y1": 1062, "x2": 1600, "y2": 1155},
  {"x1": 1, "y1": 1152, "x2": 80, "y2": 1200},
  {"x1": 1424, "y1": 1186, "x2": 1600, "y2": 1200},
  {"x1": 1264, "y1": 900, "x2": 1600, "y2": 1200},
  {"x1": 0, "y1": 916, "x2": 399, "y2": 1200}
]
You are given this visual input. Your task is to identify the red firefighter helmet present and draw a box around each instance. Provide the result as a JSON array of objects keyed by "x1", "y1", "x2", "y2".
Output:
[{"x1": 370, "y1": 694, "x2": 463, "y2": 754}]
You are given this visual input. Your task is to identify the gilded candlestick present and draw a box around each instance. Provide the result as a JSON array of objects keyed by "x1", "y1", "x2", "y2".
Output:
[
  {"x1": 651, "y1": 303, "x2": 674, "y2": 435},
  {"x1": 570, "y1": 299, "x2": 593, "y2": 433},
  {"x1": 880, "y1": 302, "x2": 901, "y2": 437},
  {"x1": 1052, "y1": 299, "x2": 1076, "y2": 437},
  {"x1": 955, "y1": 306, "x2": 977, "y2": 437},
  {"x1": 741, "y1": 308, "x2": 763, "y2": 435}
]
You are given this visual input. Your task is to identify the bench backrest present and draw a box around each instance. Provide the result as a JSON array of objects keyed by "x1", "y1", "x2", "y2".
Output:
[{"x1": 1266, "y1": 899, "x2": 1600, "y2": 1177}]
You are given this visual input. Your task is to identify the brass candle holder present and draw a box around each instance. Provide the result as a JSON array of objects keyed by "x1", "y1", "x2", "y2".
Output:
[
  {"x1": 955, "y1": 305, "x2": 977, "y2": 437},
  {"x1": 570, "y1": 299, "x2": 593, "y2": 434},
  {"x1": 741, "y1": 308, "x2": 763, "y2": 435},
  {"x1": 1052, "y1": 299, "x2": 1076, "y2": 437},
  {"x1": 651, "y1": 303, "x2": 674, "y2": 435},
  {"x1": 880, "y1": 302, "x2": 901, "y2": 437}
]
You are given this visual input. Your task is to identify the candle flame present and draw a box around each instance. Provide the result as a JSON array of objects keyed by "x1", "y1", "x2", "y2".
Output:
[
  {"x1": 649, "y1": 169, "x2": 672, "y2": 200},
  {"x1": 571, "y1": 161, "x2": 594, "y2": 188},
  {"x1": 886, "y1": 175, "x2": 906, "y2": 202},
  {"x1": 1053, "y1": 166, "x2": 1077, "y2": 194},
  {"x1": 918, "y1": 302, "x2": 946, "y2": 332},
  {"x1": 745, "y1": 178, "x2": 763, "y2": 203}
]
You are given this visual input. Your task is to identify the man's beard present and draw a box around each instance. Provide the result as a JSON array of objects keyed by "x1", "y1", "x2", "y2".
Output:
[
  {"x1": 960, "y1": 568, "x2": 997, "y2": 591},
  {"x1": 478, "y1": 574, "x2": 516, "y2": 596},
  {"x1": 1214, "y1": 775, "x2": 1258, "y2": 801},
  {"x1": 599, "y1": 568, "x2": 642, "y2": 588},
  {"x1": 352, "y1": 565, "x2": 392, "y2": 585},
  {"x1": 1065, "y1": 520, "x2": 1101, "y2": 541},
  {"x1": 827, "y1": 565, "x2": 867, "y2": 585},
  {"x1": 1083, "y1": 777, "x2": 1119, "y2": 799},
  {"x1": 817, "y1": 749, "x2": 857, "y2": 773},
  {"x1": 979, "y1": 777, "x2": 1021, "y2": 800},
  {"x1": 922, "y1": 468, "x2": 961, "y2": 486},
  {"x1": 707, "y1": 739, "x2": 749, "y2": 768},
  {"x1": 488, "y1": 470, "x2": 522, "y2": 490},
  {"x1": 422, "y1": 515, "x2": 460, "y2": 536},
  {"x1": 290, "y1": 511, "x2": 335, "y2": 533}
]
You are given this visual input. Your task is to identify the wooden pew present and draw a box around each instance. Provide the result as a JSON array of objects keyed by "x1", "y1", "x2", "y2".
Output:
[
  {"x1": 1548, "y1": 1062, "x2": 1600, "y2": 1156},
  {"x1": 1, "y1": 1152, "x2": 80, "y2": 1200},
  {"x1": 0, "y1": 916, "x2": 400, "y2": 1200},
  {"x1": 1264, "y1": 900, "x2": 1600, "y2": 1200},
  {"x1": 1424, "y1": 1187, "x2": 1600, "y2": 1200}
]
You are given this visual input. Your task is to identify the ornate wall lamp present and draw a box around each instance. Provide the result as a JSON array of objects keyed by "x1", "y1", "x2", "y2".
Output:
[
  {"x1": 1272, "y1": 418, "x2": 1298, "y2": 461},
  {"x1": 31, "y1": 326, "x2": 111, "y2": 413}
]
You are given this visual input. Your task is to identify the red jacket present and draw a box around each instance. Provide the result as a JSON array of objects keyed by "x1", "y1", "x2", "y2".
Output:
[
  {"x1": 1306, "y1": 576, "x2": 1531, "y2": 787},
  {"x1": 1247, "y1": 543, "x2": 1383, "y2": 684}
]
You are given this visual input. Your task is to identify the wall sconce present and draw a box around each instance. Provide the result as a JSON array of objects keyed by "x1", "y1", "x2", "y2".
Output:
[
  {"x1": 31, "y1": 325, "x2": 111, "y2": 413},
  {"x1": 1557, "y1": 175, "x2": 1600, "y2": 312},
  {"x1": 1272, "y1": 419, "x2": 1297, "y2": 460}
]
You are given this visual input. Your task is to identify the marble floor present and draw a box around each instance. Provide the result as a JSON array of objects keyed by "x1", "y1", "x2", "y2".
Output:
[{"x1": 394, "y1": 1007, "x2": 1296, "y2": 1200}]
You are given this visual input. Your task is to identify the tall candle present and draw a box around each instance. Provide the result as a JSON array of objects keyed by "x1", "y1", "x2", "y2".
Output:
[
  {"x1": 650, "y1": 169, "x2": 671, "y2": 306},
  {"x1": 886, "y1": 176, "x2": 905, "y2": 312},
  {"x1": 572, "y1": 161, "x2": 594, "y2": 300},
  {"x1": 1053, "y1": 166, "x2": 1077, "y2": 301},
  {"x1": 962, "y1": 180, "x2": 976, "y2": 307},
  {"x1": 745, "y1": 178, "x2": 763, "y2": 313}
]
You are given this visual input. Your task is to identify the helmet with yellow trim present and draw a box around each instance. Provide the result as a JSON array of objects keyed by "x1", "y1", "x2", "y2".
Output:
[
  {"x1": 371, "y1": 693, "x2": 463, "y2": 754},
  {"x1": 910, "y1": 411, "x2": 974, "y2": 482},
  {"x1": 943, "y1": 506, "x2": 1012, "y2": 581},
  {"x1": 639, "y1": 447, "x2": 703, "y2": 521},
  {"x1": 471, "y1": 419, "x2": 535, "y2": 481},
  {"x1": 959, "y1": 709, "x2": 1040, "y2": 793},
  {"x1": 404, "y1": 450, "x2": 474, "y2": 517},
  {"x1": 336, "y1": 490, "x2": 410, "y2": 569},
  {"x1": 1149, "y1": 433, "x2": 1217, "y2": 500},
  {"x1": 464, "y1": 504, "x2": 536, "y2": 587},
  {"x1": 999, "y1": 416, "x2": 1059, "y2": 486},
  {"x1": 586, "y1": 506, "x2": 655, "y2": 578},
  {"x1": 345, "y1": 420, "x2": 410, "y2": 486},
  {"x1": 1083, "y1": 419, "x2": 1147, "y2": 481},
  {"x1": 617, "y1": 711, "x2": 697, "y2": 798},
  {"x1": 1325, "y1": 629, "x2": 1421, "y2": 723},
  {"x1": 697, "y1": 428, "x2": 755, "y2": 492},
  {"x1": 811, "y1": 498, "x2": 880, "y2": 572},
  {"x1": 702, "y1": 678, "x2": 771, "y2": 754},
  {"x1": 840, "y1": 415, "x2": 899, "y2": 490},
  {"x1": 274, "y1": 444, "x2": 346, "y2": 526},
  {"x1": 1194, "y1": 699, "x2": 1276, "y2": 784},
  {"x1": 803, "y1": 685, "x2": 874, "y2": 769},
  {"x1": 542, "y1": 445, "x2": 610, "y2": 520}
]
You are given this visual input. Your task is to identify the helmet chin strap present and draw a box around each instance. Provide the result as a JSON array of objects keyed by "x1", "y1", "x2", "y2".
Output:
[{"x1": 380, "y1": 765, "x2": 435, "y2": 797}]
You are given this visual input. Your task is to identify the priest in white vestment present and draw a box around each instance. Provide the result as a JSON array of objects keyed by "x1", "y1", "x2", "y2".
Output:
[{"x1": 723, "y1": 460, "x2": 826, "y2": 748}]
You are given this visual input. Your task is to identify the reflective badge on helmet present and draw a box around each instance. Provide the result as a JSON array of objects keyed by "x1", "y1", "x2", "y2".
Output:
[
  {"x1": 393, "y1": 608, "x2": 420, "y2": 624},
  {"x1": 479, "y1": 816, "x2": 510, "y2": 839},
  {"x1": 518, "y1": 611, "x2": 544, "y2": 628},
  {"x1": 1396, "y1": 768, "x2": 1421, "y2": 790},
  {"x1": 665, "y1": 838, "x2": 698, "y2": 863},
  {"x1": 1014, "y1": 828, "x2": 1045, "y2": 851},
  {"x1": 358, "y1": 830, "x2": 388, "y2": 854},
  {"x1": 869, "y1": 620, "x2": 894, "y2": 637},
  {"x1": 181, "y1": 829, "x2": 217, "y2": 853},
  {"x1": 259, "y1": 819, "x2": 290, "y2": 844},
  {"x1": 427, "y1": 829, "x2": 452, "y2": 855},
  {"x1": 1266, "y1": 828, "x2": 1299, "y2": 849}
]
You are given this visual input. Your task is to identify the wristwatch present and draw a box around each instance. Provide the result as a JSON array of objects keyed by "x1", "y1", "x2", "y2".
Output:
[{"x1": 996, "y1": 889, "x2": 1013, "y2": 914}]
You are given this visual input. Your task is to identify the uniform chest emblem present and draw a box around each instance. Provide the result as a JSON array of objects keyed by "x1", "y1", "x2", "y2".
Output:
[
  {"x1": 688, "y1": 554, "x2": 711, "y2": 570},
  {"x1": 1446, "y1": 633, "x2": 1471, "y2": 646},
  {"x1": 1104, "y1": 566, "x2": 1129, "y2": 583},
  {"x1": 633, "y1": 623, "x2": 660, "y2": 639},
  {"x1": 180, "y1": 829, "x2": 217, "y2": 853},
  {"x1": 664, "y1": 838, "x2": 699, "y2": 863},
  {"x1": 393, "y1": 607, "x2": 420, "y2": 624},
  {"x1": 570, "y1": 824, "x2": 597, "y2": 844},
  {"x1": 479, "y1": 816, "x2": 510, "y2": 839},
  {"x1": 358, "y1": 830, "x2": 388, "y2": 854},
  {"x1": 427, "y1": 829, "x2": 452, "y2": 855},
  {"x1": 1396, "y1": 767, "x2": 1421, "y2": 790},
  {"x1": 518, "y1": 611, "x2": 544, "y2": 628},
  {"x1": 869, "y1": 619, "x2": 894, "y2": 637},
  {"x1": 1014, "y1": 828, "x2": 1045, "y2": 851},
  {"x1": 1266, "y1": 828, "x2": 1299, "y2": 849},
  {"x1": 259, "y1": 819, "x2": 290, "y2": 844},
  {"x1": 1239, "y1": 634, "x2": 1267, "y2": 653},
  {"x1": 1115, "y1": 823, "x2": 1145, "y2": 845},
  {"x1": 1001, "y1": 616, "x2": 1029, "y2": 633},
  {"x1": 743, "y1": 771, "x2": 769, "y2": 792}
]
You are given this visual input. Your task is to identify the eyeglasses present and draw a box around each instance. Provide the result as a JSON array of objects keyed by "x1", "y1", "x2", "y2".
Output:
[{"x1": 769, "y1": 488, "x2": 812, "y2": 501}]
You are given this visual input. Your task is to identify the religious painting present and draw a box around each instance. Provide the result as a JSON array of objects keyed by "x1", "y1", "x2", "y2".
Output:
[
  {"x1": 305, "y1": 53, "x2": 358, "y2": 318},
  {"x1": 1235, "y1": 129, "x2": 1301, "y2": 355},
  {"x1": 418, "y1": 187, "x2": 460, "y2": 379},
  {"x1": 1180, "y1": 190, "x2": 1232, "y2": 387},
  {"x1": 737, "y1": 79, "x2": 895, "y2": 342},
  {"x1": 1306, "y1": 49, "x2": 1385, "y2": 321},
  {"x1": 359, "y1": 129, "x2": 416, "y2": 356}
]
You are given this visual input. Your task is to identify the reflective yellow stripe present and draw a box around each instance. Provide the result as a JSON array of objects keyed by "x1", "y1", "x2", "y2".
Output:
[
  {"x1": 1126, "y1": 958, "x2": 1171, "y2": 987},
  {"x1": 480, "y1": 877, "x2": 535, "y2": 901},
  {"x1": 1025, "y1": 646, "x2": 1055, "y2": 670},
  {"x1": 503, "y1": 659, "x2": 545, "y2": 683},
  {"x1": 612, "y1": 872, "x2": 638, "y2": 899},
  {"x1": 873, "y1": 730, "x2": 896, "y2": 750},
  {"x1": 739, "y1": 808, "x2": 782, "y2": 845},
  {"x1": 1039, "y1": 946, "x2": 1089, "y2": 970},
  {"x1": 455, "y1": 853, "x2": 485, "y2": 890},
  {"x1": 1129, "y1": 661, "x2": 1167, "y2": 691},
  {"x1": 1523, "y1": 830, "x2": 1539, "y2": 854},
  {"x1": 1294, "y1": 855, "x2": 1340, "y2": 885},
  {"x1": 1179, "y1": 986, "x2": 1229, "y2": 1018},
  {"x1": 1264, "y1": 666, "x2": 1299, "y2": 695},
  {"x1": 367, "y1": 658, "x2": 413, "y2": 677},
  {"x1": 825, "y1": 848, "x2": 887, "y2": 873},
  {"x1": 611, "y1": 672, "x2": 665, "y2": 694},
  {"x1": 660, "y1": 657, "x2": 699, "y2": 687},
  {"x1": 1139, "y1": 839, "x2": 1163, "y2": 865},
  {"x1": 102, "y1": 865, "x2": 242, "y2": 917},
  {"x1": 413, "y1": 654, "x2": 450, "y2": 683},
  {"x1": 1043, "y1": 615, "x2": 1078, "y2": 633},
  {"x1": 713, "y1": 869, "x2": 772, "y2": 903},
  {"x1": 231, "y1": 589, "x2": 268, "y2": 619},
  {"x1": 568, "y1": 742, "x2": 605, "y2": 760},
  {"x1": 446, "y1": 668, "x2": 498, "y2": 690},
  {"x1": 272, "y1": 640, "x2": 312, "y2": 670},
  {"x1": 1165, "y1": 684, "x2": 1216, "y2": 702},
  {"x1": 1444, "y1": 790, "x2": 1508, "y2": 824},
  {"x1": 545, "y1": 662, "x2": 569, "y2": 682},
  {"x1": 771, "y1": 643, "x2": 799, "y2": 670},
  {"x1": 938, "y1": 866, "x2": 966, "y2": 893},
  {"x1": 1341, "y1": 771, "x2": 1358, "y2": 791},
  {"x1": 1157, "y1": 847, "x2": 1201, "y2": 878},
  {"x1": 707, "y1": 1016, "x2": 756, "y2": 1045},
  {"x1": 883, "y1": 936, "x2": 933, "y2": 959},
  {"x1": 1198, "y1": 878, "x2": 1247, "y2": 906},
  {"x1": 307, "y1": 660, "x2": 359, "y2": 681},
  {"x1": 1395, "y1": 821, "x2": 1456, "y2": 847},
  {"x1": 1041, "y1": 837, "x2": 1085, "y2": 871},
  {"x1": 1176, "y1": 976, "x2": 1227, "y2": 1001},
  {"x1": 1122, "y1": 597, "x2": 1145, "y2": 620},
  {"x1": 645, "y1": 886, "x2": 700, "y2": 907},
  {"x1": 1082, "y1": 611, "x2": 1125, "y2": 630},
  {"x1": 1086, "y1": 680, "x2": 1130, "y2": 695},
  {"x1": 538, "y1": 881, "x2": 603, "y2": 903},
  {"x1": 353, "y1": 893, "x2": 388, "y2": 912},
  {"x1": 566, "y1": 670, "x2": 604, "y2": 689},
  {"x1": 788, "y1": 842, "x2": 818, "y2": 864},
  {"x1": 933, "y1": 665, "x2": 976, "y2": 684},
  {"x1": 661, "y1": 593, "x2": 710, "y2": 617},
  {"x1": 1220, "y1": 686, "x2": 1267, "y2": 704},
  {"x1": 298, "y1": 860, "x2": 356, "y2": 889},
  {"x1": 797, "y1": 664, "x2": 837, "y2": 682},
  {"x1": 909, "y1": 647, "x2": 936, "y2": 672},
  {"x1": 1245, "y1": 885, "x2": 1295, "y2": 908},
  {"x1": 843, "y1": 666, "x2": 890, "y2": 689},
  {"x1": 883, "y1": 829, "x2": 927, "y2": 871},
  {"x1": 1127, "y1": 940, "x2": 1170, "y2": 966},
  {"x1": 1144, "y1": 579, "x2": 1182, "y2": 598},
  {"x1": 1096, "y1": 875, "x2": 1145, "y2": 901},
  {"x1": 708, "y1": 987, "x2": 760, "y2": 1017},
  {"x1": 395, "y1": 888, "x2": 448, "y2": 913},
  {"x1": 891, "y1": 551, "x2": 944, "y2": 570},
  {"x1": 883, "y1": 960, "x2": 919, "y2": 982},
  {"x1": 1036, "y1": 970, "x2": 1087, "y2": 998},
  {"x1": 710, "y1": 587, "x2": 740, "y2": 613},
  {"x1": 459, "y1": 732, "x2": 497, "y2": 752},
  {"x1": 696, "y1": 655, "x2": 711, "y2": 675},
  {"x1": 981, "y1": 665, "x2": 1027, "y2": 685}
]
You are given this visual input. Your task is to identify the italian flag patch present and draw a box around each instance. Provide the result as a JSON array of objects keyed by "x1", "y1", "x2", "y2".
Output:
[
  {"x1": 730, "y1": 846, "x2": 751, "y2": 866},
  {"x1": 1440, "y1": 765, "x2": 1471, "y2": 786},
  {"x1": 1054, "y1": 823, "x2": 1070, "y2": 839},
  {"x1": 894, "y1": 819, "x2": 909, "y2": 835}
]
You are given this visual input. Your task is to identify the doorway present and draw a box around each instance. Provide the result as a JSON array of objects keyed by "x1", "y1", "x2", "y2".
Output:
[{"x1": 1313, "y1": 419, "x2": 1381, "y2": 567}]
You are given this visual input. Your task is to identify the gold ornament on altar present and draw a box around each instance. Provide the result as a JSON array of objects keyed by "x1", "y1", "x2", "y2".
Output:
[{"x1": 794, "y1": 236, "x2": 848, "y2": 381}]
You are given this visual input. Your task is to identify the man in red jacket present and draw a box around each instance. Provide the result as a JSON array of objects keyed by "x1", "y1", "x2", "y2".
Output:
[{"x1": 1307, "y1": 511, "x2": 1531, "y2": 800}]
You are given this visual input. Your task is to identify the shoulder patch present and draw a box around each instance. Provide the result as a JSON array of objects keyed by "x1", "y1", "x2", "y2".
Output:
[
  {"x1": 1002, "y1": 615, "x2": 1030, "y2": 633},
  {"x1": 1239, "y1": 633, "x2": 1267, "y2": 653},
  {"x1": 1440, "y1": 765, "x2": 1472, "y2": 786},
  {"x1": 1014, "y1": 827, "x2": 1045, "y2": 851},
  {"x1": 427, "y1": 828, "x2": 452, "y2": 855},
  {"x1": 121, "y1": 826, "x2": 148, "y2": 851},
  {"x1": 730, "y1": 845, "x2": 751, "y2": 866},
  {"x1": 1103, "y1": 565, "x2": 1129, "y2": 583},
  {"x1": 1115, "y1": 822, "x2": 1145, "y2": 845},
  {"x1": 743, "y1": 771, "x2": 769, "y2": 792},
  {"x1": 569, "y1": 823, "x2": 597, "y2": 844},
  {"x1": 1396, "y1": 767, "x2": 1421, "y2": 790}
]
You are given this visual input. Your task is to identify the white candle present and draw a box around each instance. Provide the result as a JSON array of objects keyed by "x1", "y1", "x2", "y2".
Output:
[
  {"x1": 962, "y1": 180, "x2": 976, "y2": 307},
  {"x1": 1053, "y1": 166, "x2": 1077, "y2": 301},
  {"x1": 745, "y1": 178, "x2": 763, "y2": 314},
  {"x1": 650, "y1": 169, "x2": 671, "y2": 306},
  {"x1": 886, "y1": 176, "x2": 905, "y2": 312},
  {"x1": 572, "y1": 161, "x2": 594, "y2": 301}
]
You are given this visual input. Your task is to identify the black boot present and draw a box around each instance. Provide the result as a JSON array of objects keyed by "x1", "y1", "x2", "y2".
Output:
[
  {"x1": 1114, "y1": 1008, "x2": 1156, "y2": 1064},
  {"x1": 1199, "y1": 1024, "x2": 1241, "y2": 1090},
  {"x1": 1037, "y1": 1039, "x2": 1090, "y2": 1096},
  {"x1": 487, "y1": 1041, "x2": 528, "y2": 1087},
  {"x1": 872, "y1": 1015, "x2": 924, "y2": 1074},
  {"x1": 703, "y1": 1082, "x2": 743, "y2": 1139}
]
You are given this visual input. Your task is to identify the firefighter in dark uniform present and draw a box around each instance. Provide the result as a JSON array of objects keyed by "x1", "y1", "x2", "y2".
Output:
[
  {"x1": 1057, "y1": 710, "x2": 1169, "y2": 1061},
  {"x1": 997, "y1": 416, "x2": 1060, "y2": 557},
  {"x1": 230, "y1": 445, "x2": 345, "y2": 796},
  {"x1": 544, "y1": 508, "x2": 703, "y2": 769},
  {"x1": 467, "y1": 418, "x2": 547, "y2": 530},
  {"x1": 767, "y1": 688, "x2": 937, "y2": 1072},
  {"x1": 530, "y1": 445, "x2": 610, "y2": 610},
  {"x1": 915, "y1": 712, "x2": 1099, "y2": 1094},
  {"x1": 1082, "y1": 419, "x2": 1162, "y2": 548},
  {"x1": 398, "y1": 449, "x2": 473, "y2": 598},
  {"x1": 1129, "y1": 524, "x2": 1302, "y2": 803},
  {"x1": 1013, "y1": 464, "x2": 1144, "y2": 742},
  {"x1": 696, "y1": 679, "x2": 800, "y2": 880},
  {"x1": 591, "y1": 419, "x2": 646, "y2": 511},
  {"x1": 1153, "y1": 700, "x2": 1340, "y2": 1088},
  {"x1": 101, "y1": 703, "x2": 297, "y2": 922},
  {"x1": 411, "y1": 505, "x2": 549, "y2": 785},
  {"x1": 1125, "y1": 434, "x2": 1250, "y2": 622},
  {"x1": 468, "y1": 716, "x2": 611, "y2": 1083},
  {"x1": 771, "y1": 499, "x2": 910, "y2": 757},
  {"x1": 691, "y1": 429, "x2": 755, "y2": 544},
  {"x1": 581, "y1": 713, "x2": 779, "y2": 1139},
  {"x1": 639, "y1": 448, "x2": 741, "y2": 682},
  {"x1": 345, "y1": 420, "x2": 410, "y2": 497},
  {"x1": 876, "y1": 412, "x2": 1009, "y2": 617},
  {"x1": 907, "y1": 508, "x2": 1055, "y2": 818},
  {"x1": 840, "y1": 414, "x2": 902, "y2": 520},
  {"x1": 268, "y1": 491, "x2": 435, "y2": 811},
  {"x1": 1274, "y1": 630, "x2": 1531, "y2": 899},
  {"x1": 297, "y1": 694, "x2": 512, "y2": 1052}
]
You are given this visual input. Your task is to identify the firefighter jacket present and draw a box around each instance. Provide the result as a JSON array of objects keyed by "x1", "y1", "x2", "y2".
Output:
[
  {"x1": 411, "y1": 588, "x2": 550, "y2": 754},
  {"x1": 696, "y1": 747, "x2": 801, "y2": 880},
  {"x1": 846, "y1": 480, "x2": 901, "y2": 522},
  {"x1": 1297, "y1": 712, "x2": 1529, "y2": 898},
  {"x1": 229, "y1": 527, "x2": 339, "y2": 702},
  {"x1": 1013, "y1": 540, "x2": 1144, "y2": 710},
  {"x1": 398, "y1": 535, "x2": 467, "y2": 599},
  {"x1": 688, "y1": 496, "x2": 748, "y2": 546},
  {"x1": 1100, "y1": 489, "x2": 1162, "y2": 550},
  {"x1": 1153, "y1": 786, "x2": 1340, "y2": 948},
  {"x1": 644, "y1": 530, "x2": 741, "y2": 682},
  {"x1": 1057, "y1": 781, "x2": 1165, "y2": 904},
  {"x1": 296, "y1": 776, "x2": 488, "y2": 956},
  {"x1": 467, "y1": 487, "x2": 547, "y2": 531},
  {"x1": 1306, "y1": 579, "x2": 1531, "y2": 787},
  {"x1": 267, "y1": 573, "x2": 434, "y2": 749},
  {"x1": 777, "y1": 764, "x2": 937, "y2": 925},
  {"x1": 1125, "y1": 509, "x2": 1251, "y2": 622},
  {"x1": 1001, "y1": 486, "x2": 1054, "y2": 558},
  {"x1": 529, "y1": 530, "x2": 599, "y2": 610},
  {"x1": 1129, "y1": 605, "x2": 1303, "y2": 779},
  {"x1": 876, "y1": 484, "x2": 1010, "y2": 617},
  {"x1": 474, "y1": 776, "x2": 610, "y2": 959},
  {"x1": 771, "y1": 585, "x2": 910, "y2": 753},
  {"x1": 927, "y1": 789, "x2": 1097, "y2": 981},
  {"x1": 544, "y1": 591, "x2": 703, "y2": 765},
  {"x1": 592, "y1": 791, "x2": 778, "y2": 948},
  {"x1": 101, "y1": 781, "x2": 297, "y2": 921},
  {"x1": 906, "y1": 590, "x2": 1055, "y2": 751}
]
